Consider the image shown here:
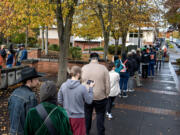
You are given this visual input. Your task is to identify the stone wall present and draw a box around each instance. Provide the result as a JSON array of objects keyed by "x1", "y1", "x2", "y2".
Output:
[
  {"x1": 0, "y1": 66, "x2": 29, "y2": 89},
  {"x1": 28, "y1": 48, "x2": 41, "y2": 59}
]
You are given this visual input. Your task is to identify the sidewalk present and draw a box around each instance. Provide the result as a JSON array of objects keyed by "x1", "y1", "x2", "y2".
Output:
[{"x1": 90, "y1": 62, "x2": 180, "y2": 135}]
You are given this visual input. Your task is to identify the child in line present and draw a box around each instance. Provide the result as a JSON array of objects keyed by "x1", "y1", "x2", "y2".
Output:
[{"x1": 106, "y1": 62, "x2": 120, "y2": 119}]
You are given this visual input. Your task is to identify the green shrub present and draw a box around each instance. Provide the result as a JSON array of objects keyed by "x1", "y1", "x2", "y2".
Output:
[
  {"x1": 108, "y1": 45, "x2": 122, "y2": 55},
  {"x1": 28, "y1": 37, "x2": 38, "y2": 47},
  {"x1": 69, "y1": 47, "x2": 82, "y2": 59},
  {"x1": 48, "y1": 44, "x2": 59, "y2": 51},
  {"x1": 84, "y1": 47, "x2": 104, "y2": 51},
  {"x1": 11, "y1": 33, "x2": 26, "y2": 44}
]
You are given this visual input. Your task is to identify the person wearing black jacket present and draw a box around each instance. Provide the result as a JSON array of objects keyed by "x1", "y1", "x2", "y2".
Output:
[
  {"x1": 141, "y1": 48, "x2": 150, "y2": 78},
  {"x1": 132, "y1": 49, "x2": 142, "y2": 87},
  {"x1": 127, "y1": 52, "x2": 136, "y2": 92}
]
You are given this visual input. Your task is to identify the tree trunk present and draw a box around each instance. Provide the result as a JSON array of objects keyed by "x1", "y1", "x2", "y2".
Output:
[
  {"x1": 103, "y1": 32, "x2": 109, "y2": 61},
  {"x1": 41, "y1": 26, "x2": 45, "y2": 50},
  {"x1": 45, "y1": 26, "x2": 48, "y2": 55},
  {"x1": 121, "y1": 31, "x2": 127, "y2": 56},
  {"x1": 115, "y1": 38, "x2": 119, "y2": 55},
  {"x1": 56, "y1": 1, "x2": 77, "y2": 87},
  {"x1": 25, "y1": 26, "x2": 28, "y2": 47},
  {"x1": 6, "y1": 37, "x2": 9, "y2": 46}
]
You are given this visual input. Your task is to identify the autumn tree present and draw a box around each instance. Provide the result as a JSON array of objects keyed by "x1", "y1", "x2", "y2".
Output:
[{"x1": 164, "y1": 0, "x2": 180, "y2": 32}]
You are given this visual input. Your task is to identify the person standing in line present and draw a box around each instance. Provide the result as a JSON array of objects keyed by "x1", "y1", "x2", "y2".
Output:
[
  {"x1": 25, "y1": 81, "x2": 72, "y2": 135},
  {"x1": 106, "y1": 62, "x2": 120, "y2": 119},
  {"x1": 82, "y1": 53, "x2": 110, "y2": 135},
  {"x1": 132, "y1": 49, "x2": 142, "y2": 87},
  {"x1": 58, "y1": 66, "x2": 94, "y2": 135},
  {"x1": 8, "y1": 67, "x2": 43, "y2": 135},
  {"x1": 127, "y1": 52, "x2": 136, "y2": 92},
  {"x1": 148, "y1": 48, "x2": 156, "y2": 77},
  {"x1": 141, "y1": 48, "x2": 150, "y2": 78},
  {"x1": 156, "y1": 48, "x2": 163, "y2": 70}
]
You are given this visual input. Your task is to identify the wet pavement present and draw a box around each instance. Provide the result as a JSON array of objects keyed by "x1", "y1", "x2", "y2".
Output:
[
  {"x1": 90, "y1": 62, "x2": 180, "y2": 135},
  {"x1": 0, "y1": 52, "x2": 180, "y2": 135}
]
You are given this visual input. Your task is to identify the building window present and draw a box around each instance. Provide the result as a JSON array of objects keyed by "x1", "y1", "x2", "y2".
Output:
[{"x1": 129, "y1": 33, "x2": 143, "y2": 38}]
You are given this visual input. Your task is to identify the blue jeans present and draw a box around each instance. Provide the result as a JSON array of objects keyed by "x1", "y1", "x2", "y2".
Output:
[
  {"x1": 6, "y1": 64, "x2": 12, "y2": 68},
  {"x1": 120, "y1": 72, "x2": 129, "y2": 92},
  {"x1": 148, "y1": 62, "x2": 155, "y2": 76}
]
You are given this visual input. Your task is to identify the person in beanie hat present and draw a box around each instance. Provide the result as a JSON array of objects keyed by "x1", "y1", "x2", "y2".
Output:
[
  {"x1": 25, "y1": 81, "x2": 72, "y2": 135},
  {"x1": 8, "y1": 67, "x2": 43, "y2": 135},
  {"x1": 58, "y1": 66, "x2": 94, "y2": 135}
]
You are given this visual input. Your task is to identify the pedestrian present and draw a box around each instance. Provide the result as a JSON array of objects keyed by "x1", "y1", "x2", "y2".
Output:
[
  {"x1": 119, "y1": 53, "x2": 132, "y2": 98},
  {"x1": 6, "y1": 50, "x2": 14, "y2": 68},
  {"x1": 106, "y1": 62, "x2": 120, "y2": 119},
  {"x1": 20, "y1": 44, "x2": 27, "y2": 63},
  {"x1": 9, "y1": 44, "x2": 16, "y2": 66},
  {"x1": 16, "y1": 44, "x2": 27, "y2": 65},
  {"x1": 127, "y1": 52, "x2": 136, "y2": 92},
  {"x1": 82, "y1": 53, "x2": 110, "y2": 135},
  {"x1": 132, "y1": 49, "x2": 142, "y2": 87},
  {"x1": 141, "y1": 48, "x2": 150, "y2": 78},
  {"x1": 25, "y1": 81, "x2": 72, "y2": 135},
  {"x1": 58, "y1": 66, "x2": 94, "y2": 135},
  {"x1": 156, "y1": 48, "x2": 163, "y2": 70},
  {"x1": 8, "y1": 67, "x2": 43, "y2": 135},
  {"x1": 16, "y1": 44, "x2": 22, "y2": 66},
  {"x1": 148, "y1": 48, "x2": 156, "y2": 77},
  {"x1": 0, "y1": 45, "x2": 7, "y2": 68}
]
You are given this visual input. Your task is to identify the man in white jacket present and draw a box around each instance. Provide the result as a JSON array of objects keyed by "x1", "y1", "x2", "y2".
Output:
[{"x1": 106, "y1": 62, "x2": 120, "y2": 119}]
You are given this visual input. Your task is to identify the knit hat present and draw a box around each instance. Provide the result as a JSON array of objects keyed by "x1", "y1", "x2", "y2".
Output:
[{"x1": 40, "y1": 81, "x2": 57, "y2": 102}]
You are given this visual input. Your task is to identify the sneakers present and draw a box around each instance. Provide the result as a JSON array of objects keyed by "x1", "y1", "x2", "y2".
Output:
[
  {"x1": 128, "y1": 89, "x2": 135, "y2": 92},
  {"x1": 122, "y1": 92, "x2": 128, "y2": 98},
  {"x1": 106, "y1": 112, "x2": 113, "y2": 119}
]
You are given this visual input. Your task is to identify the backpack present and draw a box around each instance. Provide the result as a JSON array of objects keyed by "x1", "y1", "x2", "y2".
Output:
[
  {"x1": 150, "y1": 53, "x2": 155, "y2": 60},
  {"x1": 120, "y1": 60, "x2": 128, "y2": 73},
  {"x1": 115, "y1": 60, "x2": 127, "y2": 73}
]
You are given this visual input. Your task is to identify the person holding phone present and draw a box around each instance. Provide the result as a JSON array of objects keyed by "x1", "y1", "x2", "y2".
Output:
[
  {"x1": 58, "y1": 66, "x2": 94, "y2": 135},
  {"x1": 82, "y1": 53, "x2": 110, "y2": 135}
]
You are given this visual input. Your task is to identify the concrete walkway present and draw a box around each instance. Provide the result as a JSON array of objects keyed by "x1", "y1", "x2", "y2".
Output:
[{"x1": 90, "y1": 61, "x2": 180, "y2": 135}]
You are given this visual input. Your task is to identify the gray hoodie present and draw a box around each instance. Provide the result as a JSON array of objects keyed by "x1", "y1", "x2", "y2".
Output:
[{"x1": 58, "y1": 79, "x2": 93, "y2": 118}]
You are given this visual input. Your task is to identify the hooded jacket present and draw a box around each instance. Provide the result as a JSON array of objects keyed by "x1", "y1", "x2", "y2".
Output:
[{"x1": 58, "y1": 79, "x2": 93, "y2": 118}]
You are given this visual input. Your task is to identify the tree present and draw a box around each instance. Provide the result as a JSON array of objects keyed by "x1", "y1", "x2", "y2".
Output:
[
  {"x1": 51, "y1": 0, "x2": 78, "y2": 86},
  {"x1": 164, "y1": 0, "x2": 180, "y2": 32}
]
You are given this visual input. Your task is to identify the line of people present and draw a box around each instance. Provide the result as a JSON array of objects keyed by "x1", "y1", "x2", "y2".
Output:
[{"x1": 8, "y1": 47, "x2": 167, "y2": 135}]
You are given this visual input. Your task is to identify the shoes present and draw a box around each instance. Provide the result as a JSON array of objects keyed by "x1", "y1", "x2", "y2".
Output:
[
  {"x1": 106, "y1": 112, "x2": 113, "y2": 119},
  {"x1": 122, "y1": 92, "x2": 128, "y2": 98},
  {"x1": 128, "y1": 89, "x2": 135, "y2": 92},
  {"x1": 137, "y1": 84, "x2": 142, "y2": 87}
]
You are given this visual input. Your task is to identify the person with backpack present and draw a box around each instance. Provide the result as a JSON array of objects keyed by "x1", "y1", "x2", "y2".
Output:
[
  {"x1": 58, "y1": 66, "x2": 94, "y2": 135},
  {"x1": 148, "y1": 48, "x2": 156, "y2": 77},
  {"x1": 6, "y1": 50, "x2": 14, "y2": 68},
  {"x1": 119, "y1": 53, "x2": 132, "y2": 98},
  {"x1": 25, "y1": 81, "x2": 72, "y2": 135},
  {"x1": 8, "y1": 67, "x2": 43, "y2": 135}
]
